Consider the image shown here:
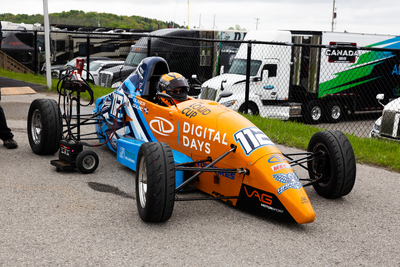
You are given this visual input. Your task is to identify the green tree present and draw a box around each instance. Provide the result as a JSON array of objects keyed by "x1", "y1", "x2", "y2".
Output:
[{"x1": 0, "y1": 10, "x2": 181, "y2": 30}]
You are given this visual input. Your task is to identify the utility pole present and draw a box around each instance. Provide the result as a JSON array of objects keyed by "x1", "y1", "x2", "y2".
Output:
[
  {"x1": 213, "y1": 14, "x2": 218, "y2": 29},
  {"x1": 331, "y1": 0, "x2": 336, "y2": 31},
  {"x1": 43, "y1": 0, "x2": 51, "y2": 89},
  {"x1": 255, "y1": 18, "x2": 260, "y2": 30},
  {"x1": 188, "y1": 0, "x2": 190, "y2": 29}
]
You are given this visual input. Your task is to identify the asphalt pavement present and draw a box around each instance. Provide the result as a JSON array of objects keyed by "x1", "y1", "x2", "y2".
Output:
[{"x1": 0, "y1": 78, "x2": 399, "y2": 266}]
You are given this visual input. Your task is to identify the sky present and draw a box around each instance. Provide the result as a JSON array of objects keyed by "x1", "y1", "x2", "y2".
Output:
[{"x1": 2, "y1": 0, "x2": 400, "y2": 35}]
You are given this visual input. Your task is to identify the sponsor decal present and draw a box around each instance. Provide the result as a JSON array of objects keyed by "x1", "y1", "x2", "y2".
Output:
[
  {"x1": 301, "y1": 197, "x2": 309, "y2": 204},
  {"x1": 132, "y1": 97, "x2": 146, "y2": 112},
  {"x1": 181, "y1": 103, "x2": 211, "y2": 119},
  {"x1": 268, "y1": 154, "x2": 286, "y2": 163},
  {"x1": 234, "y1": 127, "x2": 274, "y2": 156},
  {"x1": 271, "y1": 163, "x2": 291, "y2": 172},
  {"x1": 392, "y1": 64, "x2": 400, "y2": 75},
  {"x1": 118, "y1": 147, "x2": 136, "y2": 164},
  {"x1": 150, "y1": 117, "x2": 174, "y2": 136},
  {"x1": 273, "y1": 172, "x2": 302, "y2": 195},
  {"x1": 244, "y1": 186, "x2": 273, "y2": 205},
  {"x1": 260, "y1": 203, "x2": 284, "y2": 213},
  {"x1": 326, "y1": 42, "x2": 359, "y2": 63},
  {"x1": 181, "y1": 121, "x2": 228, "y2": 154},
  {"x1": 198, "y1": 162, "x2": 235, "y2": 180}
]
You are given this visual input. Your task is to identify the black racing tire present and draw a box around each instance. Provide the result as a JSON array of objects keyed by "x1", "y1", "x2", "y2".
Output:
[
  {"x1": 27, "y1": 99, "x2": 62, "y2": 155},
  {"x1": 304, "y1": 100, "x2": 324, "y2": 124},
  {"x1": 76, "y1": 150, "x2": 99, "y2": 174},
  {"x1": 326, "y1": 101, "x2": 344, "y2": 123},
  {"x1": 136, "y1": 142, "x2": 175, "y2": 222},
  {"x1": 239, "y1": 102, "x2": 259, "y2": 116},
  {"x1": 307, "y1": 130, "x2": 356, "y2": 199}
]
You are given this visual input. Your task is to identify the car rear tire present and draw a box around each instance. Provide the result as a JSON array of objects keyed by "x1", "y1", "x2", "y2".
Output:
[
  {"x1": 307, "y1": 130, "x2": 356, "y2": 198},
  {"x1": 136, "y1": 142, "x2": 175, "y2": 222},
  {"x1": 27, "y1": 99, "x2": 62, "y2": 155}
]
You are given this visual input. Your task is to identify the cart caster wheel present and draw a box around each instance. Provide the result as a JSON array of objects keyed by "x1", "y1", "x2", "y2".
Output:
[{"x1": 76, "y1": 150, "x2": 99, "y2": 174}]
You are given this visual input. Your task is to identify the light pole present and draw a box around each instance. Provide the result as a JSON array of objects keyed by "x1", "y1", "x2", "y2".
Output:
[
  {"x1": 43, "y1": 0, "x2": 51, "y2": 89},
  {"x1": 331, "y1": 0, "x2": 336, "y2": 31}
]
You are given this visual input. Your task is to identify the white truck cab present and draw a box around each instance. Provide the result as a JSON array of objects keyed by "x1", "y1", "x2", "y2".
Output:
[
  {"x1": 370, "y1": 94, "x2": 400, "y2": 140},
  {"x1": 200, "y1": 30, "x2": 298, "y2": 119}
]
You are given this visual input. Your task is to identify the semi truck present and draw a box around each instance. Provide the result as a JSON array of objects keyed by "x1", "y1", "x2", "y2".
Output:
[
  {"x1": 97, "y1": 28, "x2": 247, "y2": 94},
  {"x1": 200, "y1": 30, "x2": 400, "y2": 123}
]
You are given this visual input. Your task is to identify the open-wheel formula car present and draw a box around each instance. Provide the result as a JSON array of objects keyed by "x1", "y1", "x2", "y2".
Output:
[{"x1": 27, "y1": 56, "x2": 356, "y2": 224}]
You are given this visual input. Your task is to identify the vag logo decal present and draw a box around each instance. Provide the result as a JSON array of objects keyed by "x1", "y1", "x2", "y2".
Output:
[
  {"x1": 149, "y1": 117, "x2": 174, "y2": 136},
  {"x1": 244, "y1": 186, "x2": 273, "y2": 205}
]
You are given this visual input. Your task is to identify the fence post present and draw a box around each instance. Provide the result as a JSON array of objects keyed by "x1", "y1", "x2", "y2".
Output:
[
  {"x1": 86, "y1": 35, "x2": 90, "y2": 81},
  {"x1": 34, "y1": 31, "x2": 38, "y2": 74},
  {"x1": 147, "y1": 37, "x2": 152, "y2": 57},
  {"x1": 244, "y1": 42, "x2": 252, "y2": 113}
]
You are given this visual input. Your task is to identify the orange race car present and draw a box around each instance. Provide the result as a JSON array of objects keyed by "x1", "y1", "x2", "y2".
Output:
[{"x1": 27, "y1": 57, "x2": 356, "y2": 224}]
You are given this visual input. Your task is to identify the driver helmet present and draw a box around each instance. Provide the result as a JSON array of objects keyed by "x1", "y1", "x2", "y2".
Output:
[{"x1": 157, "y1": 72, "x2": 189, "y2": 104}]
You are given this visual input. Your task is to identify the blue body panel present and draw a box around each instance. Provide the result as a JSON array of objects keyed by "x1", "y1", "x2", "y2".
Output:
[
  {"x1": 116, "y1": 137, "x2": 191, "y2": 187},
  {"x1": 96, "y1": 57, "x2": 192, "y2": 187}
]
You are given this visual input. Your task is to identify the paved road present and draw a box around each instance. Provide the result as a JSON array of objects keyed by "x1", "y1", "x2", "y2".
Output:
[{"x1": 0, "y1": 89, "x2": 399, "y2": 266}]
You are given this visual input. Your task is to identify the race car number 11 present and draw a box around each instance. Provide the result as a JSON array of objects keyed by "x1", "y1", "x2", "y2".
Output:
[{"x1": 234, "y1": 127, "x2": 274, "y2": 155}]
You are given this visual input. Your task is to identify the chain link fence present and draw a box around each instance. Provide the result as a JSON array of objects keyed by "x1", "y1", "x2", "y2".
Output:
[
  {"x1": 2, "y1": 28, "x2": 400, "y2": 138},
  {"x1": 193, "y1": 33, "x2": 400, "y2": 139}
]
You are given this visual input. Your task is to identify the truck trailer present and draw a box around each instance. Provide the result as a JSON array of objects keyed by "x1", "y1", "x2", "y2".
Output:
[{"x1": 200, "y1": 30, "x2": 400, "y2": 123}]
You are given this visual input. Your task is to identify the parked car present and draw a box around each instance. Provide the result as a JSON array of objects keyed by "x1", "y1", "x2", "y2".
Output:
[
  {"x1": 87, "y1": 60, "x2": 124, "y2": 85},
  {"x1": 369, "y1": 94, "x2": 400, "y2": 140},
  {"x1": 46, "y1": 57, "x2": 111, "y2": 79}
]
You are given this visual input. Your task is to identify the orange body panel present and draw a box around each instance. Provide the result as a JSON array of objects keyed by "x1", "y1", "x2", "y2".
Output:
[{"x1": 133, "y1": 96, "x2": 315, "y2": 223}]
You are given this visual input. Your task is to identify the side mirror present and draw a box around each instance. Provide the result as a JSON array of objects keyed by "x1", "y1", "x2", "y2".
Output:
[
  {"x1": 376, "y1": 94, "x2": 385, "y2": 106},
  {"x1": 220, "y1": 79, "x2": 227, "y2": 91},
  {"x1": 191, "y1": 74, "x2": 201, "y2": 85},
  {"x1": 376, "y1": 94, "x2": 384, "y2": 100},
  {"x1": 216, "y1": 91, "x2": 233, "y2": 102},
  {"x1": 220, "y1": 65, "x2": 225, "y2": 74}
]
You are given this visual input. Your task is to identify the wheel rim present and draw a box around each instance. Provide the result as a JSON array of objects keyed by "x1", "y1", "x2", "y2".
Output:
[
  {"x1": 31, "y1": 109, "x2": 42, "y2": 145},
  {"x1": 82, "y1": 155, "x2": 96, "y2": 169},
  {"x1": 138, "y1": 157, "x2": 148, "y2": 208},
  {"x1": 311, "y1": 142, "x2": 331, "y2": 187},
  {"x1": 331, "y1": 105, "x2": 341, "y2": 120},
  {"x1": 311, "y1": 106, "x2": 322, "y2": 121}
]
